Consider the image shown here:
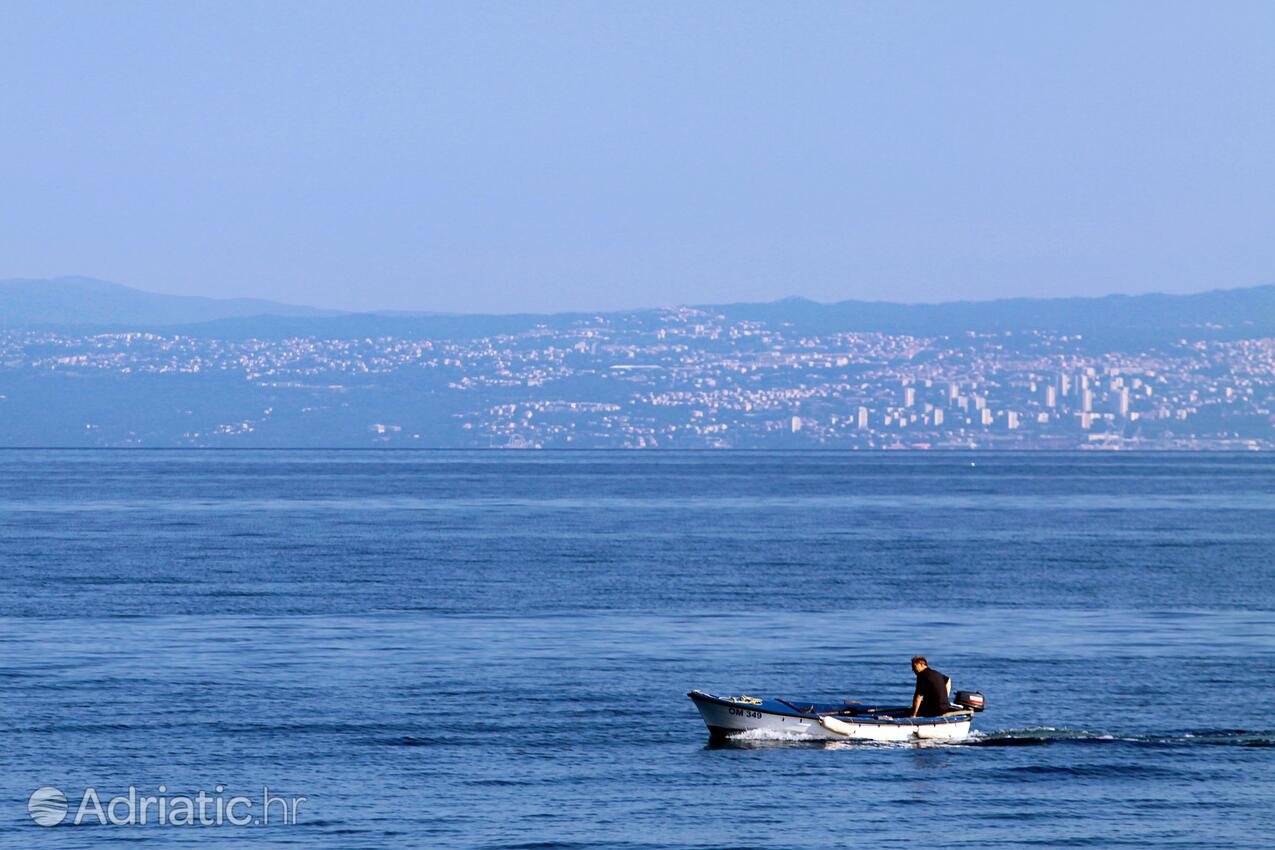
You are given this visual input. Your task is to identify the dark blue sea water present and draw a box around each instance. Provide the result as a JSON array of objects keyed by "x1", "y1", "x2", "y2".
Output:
[{"x1": 1, "y1": 450, "x2": 1272, "y2": 849}]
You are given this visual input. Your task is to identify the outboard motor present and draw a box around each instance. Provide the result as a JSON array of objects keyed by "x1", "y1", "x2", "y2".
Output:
[{"x1": 954, "y1": 690, "x2": 985, "y2": 712}]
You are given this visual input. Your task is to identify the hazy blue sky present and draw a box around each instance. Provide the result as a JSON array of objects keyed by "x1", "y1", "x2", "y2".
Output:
[{"x1": 1, "y1": 1, "x2": 1272, "y2": 313}]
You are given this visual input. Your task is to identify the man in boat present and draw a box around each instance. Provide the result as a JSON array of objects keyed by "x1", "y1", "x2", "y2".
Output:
[{"x1": 909, "y1": 655, "x2": 954, "y2": 717}]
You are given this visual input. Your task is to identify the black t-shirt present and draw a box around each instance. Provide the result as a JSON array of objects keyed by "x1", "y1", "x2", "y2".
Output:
[{"x1": 913, "y1": 667, "x2": 952, "y2": 716}]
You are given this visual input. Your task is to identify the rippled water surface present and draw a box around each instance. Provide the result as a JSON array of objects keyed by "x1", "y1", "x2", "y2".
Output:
[{"x1": 1, "y1": 451, "x2": 1272, "y2": 848}]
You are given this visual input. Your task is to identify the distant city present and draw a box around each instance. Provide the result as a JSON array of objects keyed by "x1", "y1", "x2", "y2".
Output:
[{"x1": 2, "y1": 293, "x2": 1272, "y2": 448}]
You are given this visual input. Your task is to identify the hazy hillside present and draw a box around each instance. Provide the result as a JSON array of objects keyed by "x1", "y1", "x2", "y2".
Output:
[
  {"x1": 710, "y1": 286, "x2": 1275, "y2": 341},
  {"x1": 3, "y1": 276, "x2": 1274, "y2": 343},
  {"x1": 159, "y1": 282, "x2": 1275, "y2": 344},
  {"x1": 2, "y1": 277, "x2": 1271, "y2": 449},
  {"x1": 0, "y1": 276, "x2": 341, "y2": 327}
]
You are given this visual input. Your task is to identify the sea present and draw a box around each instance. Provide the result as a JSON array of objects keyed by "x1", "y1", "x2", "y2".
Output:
[{"x1": 1, "y1": 450, "x2": 1272, "y2": 849}]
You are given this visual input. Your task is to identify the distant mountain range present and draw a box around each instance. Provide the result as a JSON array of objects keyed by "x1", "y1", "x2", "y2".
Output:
[{"x1": 3, "y1": 275, "x2": 1274, "y2": 343}]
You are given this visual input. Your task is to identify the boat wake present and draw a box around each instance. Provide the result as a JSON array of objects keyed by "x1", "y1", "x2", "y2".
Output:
[
  {"x1": 708, "y1": 726, "x2": 1274, "y2": 749},
  {"x1": 721, "y1": 727, "x2": 826, "y2": 744},
  {"x1": 708, "y1": 727, "x2": 958, "y2": 749},
  {"x1": 966, "y1": 728, "x2": 1275, "y2": 748}
]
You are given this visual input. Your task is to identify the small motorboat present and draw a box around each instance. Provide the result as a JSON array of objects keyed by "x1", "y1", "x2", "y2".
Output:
[{"x1": 688, "y1": 689, "x2": 985, "y2": 743}]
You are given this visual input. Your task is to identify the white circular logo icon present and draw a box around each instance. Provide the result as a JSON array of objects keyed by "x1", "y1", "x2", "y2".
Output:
[{"x1": 28, "y1": 786, "x2": 68, "y2": 827}]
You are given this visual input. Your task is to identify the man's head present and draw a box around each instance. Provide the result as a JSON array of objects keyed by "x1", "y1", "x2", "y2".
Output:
[{"x1": 911, "y1": 655, "x2": 928, "y2": 673}]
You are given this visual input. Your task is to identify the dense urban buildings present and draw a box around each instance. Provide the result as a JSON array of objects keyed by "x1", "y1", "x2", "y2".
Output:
[{"x1": 1, "y1": 307, "x2": 1272, "y2": 448}]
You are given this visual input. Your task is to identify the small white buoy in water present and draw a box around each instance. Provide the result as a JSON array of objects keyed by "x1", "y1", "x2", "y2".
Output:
[{"x1": 970, "y1": 462, "x2": 976, "y2": 467}]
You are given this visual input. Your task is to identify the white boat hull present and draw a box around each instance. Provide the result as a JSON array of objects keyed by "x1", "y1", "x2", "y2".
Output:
[{"x1": 689, "y1": 691, "x2": 973, "y2": 743}]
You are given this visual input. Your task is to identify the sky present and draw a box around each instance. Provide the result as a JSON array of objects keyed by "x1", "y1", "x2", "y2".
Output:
[{"x1": 1, "y1": 1, "x2": 1273, "y2": 314}]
